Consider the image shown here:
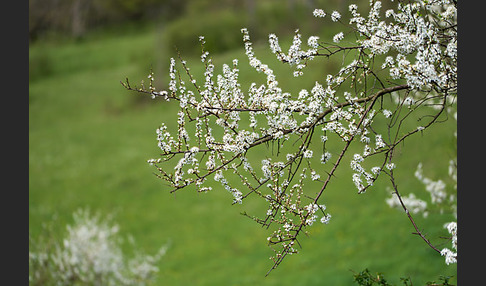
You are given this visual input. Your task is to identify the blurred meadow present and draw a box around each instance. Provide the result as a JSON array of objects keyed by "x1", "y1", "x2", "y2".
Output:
[{"x1": 29, "y1": 0, "x2": 457, "y2": 284}]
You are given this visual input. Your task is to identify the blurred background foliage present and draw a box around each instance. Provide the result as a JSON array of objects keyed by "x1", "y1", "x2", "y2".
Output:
[
  {"x1": 29, "y1": 0, "x2": 347, "y2": 83},
  {"x1": 29, "y1": 0, "x2": 457, "y2": 285},
  {"x1": 29, "y1": 0, "x2": 346, "y2": 47}
]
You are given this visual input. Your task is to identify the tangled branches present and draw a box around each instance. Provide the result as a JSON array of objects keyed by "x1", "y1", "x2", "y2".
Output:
[{"x1": 123, "y1": 0, "x2": 457, "y2": 274}]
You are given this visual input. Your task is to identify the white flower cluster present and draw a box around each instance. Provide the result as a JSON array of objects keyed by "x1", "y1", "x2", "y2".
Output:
[
  {"x1": 415, "y1": 163, "x2": 450, "y2": 205},
  {"x1": 214, "y1": 169, "x2": 243, "y2": 204},
  {"x1": 155, "y1": 123, "x2": 175, "y2": 154},
  {"x1": 440, "y1": 221, "x2": 457, "y2": 265},
  {"x1": 386, "y1": 192, "x2": 428, "y2": 217},
  {"x1": 302, "y1": 203, "x2": 331, "y2": 226},
  {"x1": 29, "y1": 209, "x2": 168, "y2": 285},
  {"x1": 268, "y1": 30, "x2": 319, "y2": 77},
  {"x1": 331, "y1": 11, "x2": 341, "y2": 22},
  {"x1": 313, "y1": 9, "x2": 326, "y2": 18},
  {"x1": 350, "y1": 152, "x2": 378, "y2": 193},
  {"x1": 261, "y1": 166, "x2": 332, "y2": 263},
  {"x1": 386, "y1": 158, "x2": 457, "y2": 264},
  {"x1": 333, "y1": 32, "x2": 344, "y2": 43},
  {"x1": 126, "y1": 0, "x2": 456, "y2": 271},
  {"x1": 349, "y1": 1, "x2": 457, "y2": 90}
]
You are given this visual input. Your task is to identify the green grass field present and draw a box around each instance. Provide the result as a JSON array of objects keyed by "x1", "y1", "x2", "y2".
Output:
[{"x1": 29, "y1": 23, "x2": 457, "y2": 285}]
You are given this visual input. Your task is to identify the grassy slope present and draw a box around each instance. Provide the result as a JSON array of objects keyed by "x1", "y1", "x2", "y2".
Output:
[{"x1": 29, "y1": 24, "x2": 457, "y2": 285}]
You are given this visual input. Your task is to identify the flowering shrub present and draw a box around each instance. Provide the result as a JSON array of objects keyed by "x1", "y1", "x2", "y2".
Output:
[
  {"x1": 29, "y1": 209, "x2": 168, "y2": 285},
  {"x1": 123, "y1": 0, "x2": 457, "y2": 275}
]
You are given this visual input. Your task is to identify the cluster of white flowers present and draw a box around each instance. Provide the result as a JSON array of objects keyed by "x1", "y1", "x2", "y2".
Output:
[
  {"x1": 304, "y1": 203, "x2": 320, "y2": 226},
  {"x1": 303, "y1": 149, "x2": 313, "y2": 159},
  {"x1": 350, "y1": 151, "x2": 380, "y2": 193},
  {"x1": 260, "y1": 166, "x2": 333, "y2": 264},
  {"x1": 386, "y1": 192, "x2": 428, "y2": 217},
  {"x1": 29, "y1": 209, "x2": 168, "y2": 285},
  {"x1": 214, "y1": 169, "x2": 243, "y2": 204},
  {"x1": 356, "y1": 1, "x2": 456, "y2": 90},
  {"x1": 382, "y1": 109, "x2": 392, "y2": 118},
  {"x1": 415, "y1": 163, "x2": 451, "y2": 205},
  {"x1": 268, "y1": 29, "x2": 319, "y2": 77},
  {"x1": 440, "y1": 221, "x2": 457, "y2": 265},
  {"x1": 320, "y1": 152, "x2": 332, "y2": 164},
  {"x1": 331, "y1": 11, "x2": 341, "y2": 22},
  {"x1": 386, "y1": 158, "x2": 457, "y2": 265},
  {"x1": 312, "y1": 9, "x2": 326, "y2": 18},
  {"x1": 333, "y1": 32, "x2": 344, "y2": 43},
  {"x1": 155, "y1": 123, "x2": 175, "y2": 154},
  {"x1": 125, "y1": 0, "x2": 456, "y2": 271},
  {"x1": 416, "y1": 160, "x2": 457, "y2": 265}
]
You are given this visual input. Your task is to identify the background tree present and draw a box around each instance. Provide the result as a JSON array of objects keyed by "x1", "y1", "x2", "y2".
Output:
[{"x1": 29, "y1": 0, "x2": 185, "y2": 41}]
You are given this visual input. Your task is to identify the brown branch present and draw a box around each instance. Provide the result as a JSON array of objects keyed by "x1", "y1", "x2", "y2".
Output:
[
  {"x1": 265, "y1": 84, "x2": 410, "y2": 275},
  {"x1": 388, "y1": 169, "x2": 441, "y2": 254}
]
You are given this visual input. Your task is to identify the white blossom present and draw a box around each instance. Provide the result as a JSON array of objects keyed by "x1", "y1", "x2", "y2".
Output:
[
  {"x1": 382, "y1": 109, "x2": 392, "y2": 118},
  {"x1": 375, "y1": 134, "x2": 386, "y2": 149},
  {"x1": 261, "y1": 159, "x2": 272, "y2": 179},
  {"x1": 320, "y1": 152, "x2": 332, "y2": 164},
  {"x1": 415, "y1": 163, "x2": 447, "y2": 204},
  {"x1": 303, "y1": 149, "x2": 313, "y2": 158},
  {"x1": 441, "y1": 248, "x2": 457, "y2": 265},
  {"x1": 320, "y1": 213, "x2": 332, "y2": 224},
  {"x1": 386, "y1": 192, "x2": 428, "y2": 217},
  {"x1": 131, "y1": 0, "x2": 457, "y2": 269},
  {"x1": 307, "y1": 36, "x2": 320, "y2": 49},
  {"x1": 331, "y1": 11, "x2": 341, "y2": 22},
  {"x1": 313, "y1": 9, "x2": 326, "y2": 18},
  {"x1": 31, "y1": 209, "x2": 167, "y2": 285},
  {"x1": 352, "y1": 173, "x2": 364, "y2": 192},
  {"x1": 371, "y1": 167, "x2": 381, "y2": 175},
  {"x1": 269, "y1": 33, "x2": 282, "y2": 55},
  {"x1": 333, "y1": 32, "x2": 344, "y2": 43}
]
